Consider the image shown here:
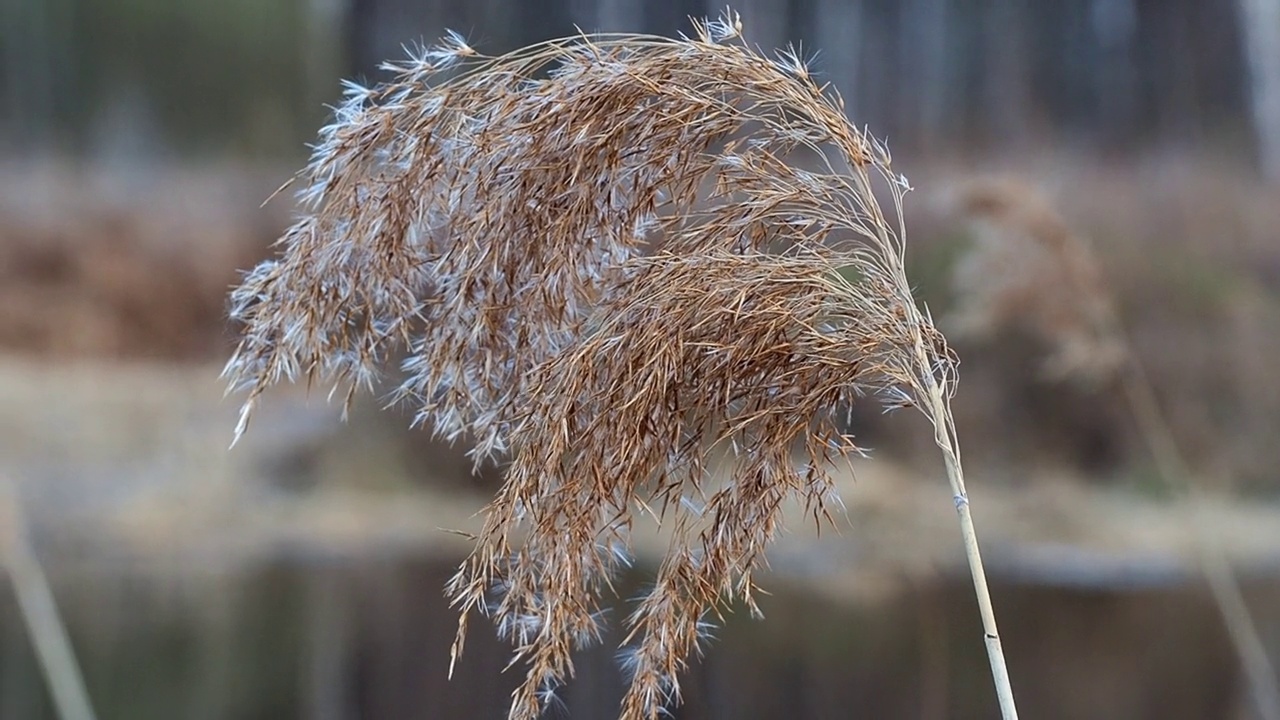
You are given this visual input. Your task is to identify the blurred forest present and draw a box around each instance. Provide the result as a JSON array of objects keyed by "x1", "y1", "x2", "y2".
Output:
[
  {"x1": 3, "y1": 1, "x2": 1280, "y2": 719},
  {"x1": 3, "y1": 0, "x2": 1280, "y2": 174}
]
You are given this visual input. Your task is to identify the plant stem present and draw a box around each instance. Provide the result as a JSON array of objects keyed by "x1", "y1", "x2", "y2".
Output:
[
  {"x1": 0, "y1": 478, "x2": 98, "y2": 720},
  {"x1": 922, "y1": 369, "x2": 1019, "y2": 720},
  {"x1": 1119, "y1": 360, "x2": 1280, "y2": 720}
]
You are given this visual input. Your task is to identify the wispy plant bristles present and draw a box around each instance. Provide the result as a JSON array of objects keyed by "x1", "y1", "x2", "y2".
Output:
[
  {"x1": 225, "y1": 12, "x2": 1018, "y2": 720},
  {"x1": 450, "y1": 249, "x2": 921, "y2": 717}
]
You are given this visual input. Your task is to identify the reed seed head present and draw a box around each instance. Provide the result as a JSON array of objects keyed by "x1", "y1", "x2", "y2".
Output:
[{"x1": 224, "y1": 11, "x2": 956, "y2": 719}]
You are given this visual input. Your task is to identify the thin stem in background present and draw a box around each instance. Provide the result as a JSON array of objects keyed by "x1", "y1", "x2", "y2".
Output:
[
  {"x1": 1119, "y1": 356, "x2": 1280, "y2": 720},
  {"x1": 950, "y1": 178, "x2": 1279, "y2": 720},
  {"x1": 0, "y1": 476, "x2": 98, "y2": 720}
]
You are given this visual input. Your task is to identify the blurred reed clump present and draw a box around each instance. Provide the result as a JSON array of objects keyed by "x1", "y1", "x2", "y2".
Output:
[
  {"x1": 942, "y1": 175, "x2": 1280, "y2": 720},
  {"x1": 880, "y1": 163, "x2": 1280, "y2": 494}
]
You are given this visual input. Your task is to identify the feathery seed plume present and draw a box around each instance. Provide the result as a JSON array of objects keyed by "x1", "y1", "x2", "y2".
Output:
[{"x1": 225, "y1": 12, "x2": 1017, "y2": 720}]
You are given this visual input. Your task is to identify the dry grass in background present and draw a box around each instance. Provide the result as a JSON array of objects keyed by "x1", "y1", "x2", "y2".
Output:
[
  {"x1": 222, "y1": 13, "x2": 1016, "y2": 720},
  {"x1": 945, "y1": 178, "x2": 1126, "y2": 382},
  {"x1": 2, "y1": 160, "x2": 1278, "y2": 499},
  {"x1": 943, "y1": 175, "x2": 1280, "y2": 720},
  {"x1": 876, "y1": 157, "x2": 1280, "y2": 494},
  {"x1": 0, "y1": 164, "x2": 282, "y2": 360}
]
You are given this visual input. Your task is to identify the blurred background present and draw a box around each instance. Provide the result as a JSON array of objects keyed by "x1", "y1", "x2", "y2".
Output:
[{"x1": 2, "y1": 0, "x2": 1280, "y2": 718}]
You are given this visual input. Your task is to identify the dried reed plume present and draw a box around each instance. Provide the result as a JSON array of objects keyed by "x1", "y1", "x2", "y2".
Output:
[
  {"x1": 225, "y1": 13, "x2": 1018, "y2": 719},
  {"x1": 948, "y1": 176, "x2": 1280, "y2": 720},
  {"x1": 947, "y1": 178, "x2": 1125, "y2": 381}
]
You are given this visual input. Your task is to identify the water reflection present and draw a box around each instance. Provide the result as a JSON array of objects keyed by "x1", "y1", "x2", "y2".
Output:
[{"x1": 2, "y1": 554, "x2": 1261, "y2": 719}]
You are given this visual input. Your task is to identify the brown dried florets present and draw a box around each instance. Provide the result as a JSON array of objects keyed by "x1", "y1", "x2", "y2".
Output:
[{"x1": 225, "y1": 11, "x2": 979, "y2": 720}]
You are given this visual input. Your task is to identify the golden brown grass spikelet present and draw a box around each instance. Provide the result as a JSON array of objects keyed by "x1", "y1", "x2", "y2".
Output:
[
  {"x1": 225, "y1": 10, "x2": 1017, "y2": 720},
  {"x1": 947, "y1": 176, "x2": 1126, "y2": 381},
  {"x1": 448, "y1": 249, "x2": 920, "y2": 718},
  {"x1": 222, "y1": 11, "x2": 878, "y2": 459}
]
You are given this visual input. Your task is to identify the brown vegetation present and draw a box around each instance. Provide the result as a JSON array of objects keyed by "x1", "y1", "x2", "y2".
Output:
[
  {"x1": 940, "y1": 171, "x2": 1280, "y2": 720},
  {"x1": 945, "y1": 176, "x2": 1126, "y2": 382},
  {"x1": 0, "y1": 166, "x2": 278, "y2": 361},
  {"x1": 221, "y1": 15, "x2": 1015, "y2": 720}
]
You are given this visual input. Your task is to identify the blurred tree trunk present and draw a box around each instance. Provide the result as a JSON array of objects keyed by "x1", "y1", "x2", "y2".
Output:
[
  {"x1": 740, "y1": 0, "x2": 789, "y2": 55},
  {"x1": 899, "y1": 0, "x2": 949, "y2": 150},
  {"x1": 812, "y1": 0, "x2": 862, "y2": 112},
  {"x1": 346, "y1": 0, "x2": 450, "y2": 78},
  {"x1": 1238, "y1": 0, "x2": 1280, "y2": 181},
  {"x1": 2, "y1": 0, "x2": 66, "y2": 154},
  {"x1": 0, "y1": 0, "x2": 1265, "y2": 160},
  {"x1": 1091, "y1": 0, "x2": 1139, "y2": 150},
  {"x1": 858, "y1": 0, "x2": 893, "y2": 137},
  {"x1": 517, "y1": 0, "x2": 573, "y2": 43},
  {"x1": 583, "y1": 0, "x2": 643, "y2": 32},
  {"x1": 345, "y1": 0, "x2": 377, "y2": 77},
  {"x1": 983, "y1": 0, "x2": 1033, "y2": 148},
  {"x1": 304, "y1": 0, "x2": 345, "y2": 123},
  {"x1": 1148, "y1": 0, "x2": 1201, "y2": 143}
]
